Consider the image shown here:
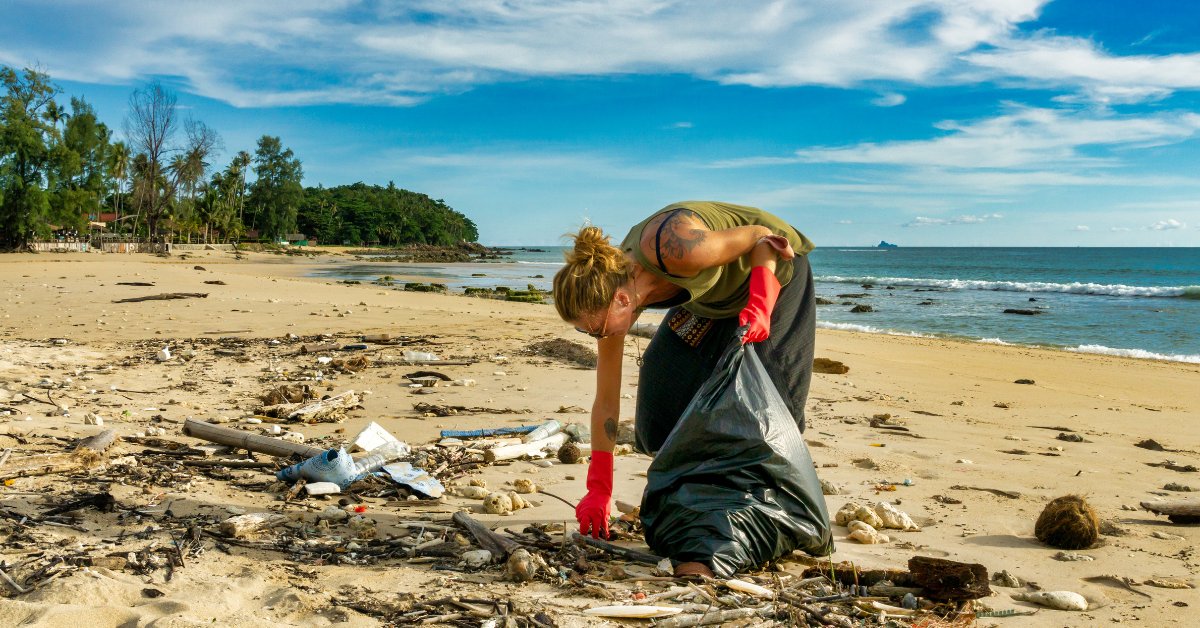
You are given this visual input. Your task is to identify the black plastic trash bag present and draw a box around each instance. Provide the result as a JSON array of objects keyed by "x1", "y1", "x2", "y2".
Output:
[{"x1": 640, "y1": 339, "x2": 834, "y2": 577}]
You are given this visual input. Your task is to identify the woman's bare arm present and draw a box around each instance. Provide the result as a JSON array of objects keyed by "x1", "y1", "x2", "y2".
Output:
[
  {"x1": 590, "y1": 332, "x2": 625, "y2": 453},
  {"x1": 644, "y1": 210, "x2": 789, "y2": 277}
]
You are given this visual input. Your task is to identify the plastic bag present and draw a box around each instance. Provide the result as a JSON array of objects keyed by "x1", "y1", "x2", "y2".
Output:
[{"x1": 640, "y1": 339, "x2": 834, "y2": 577}]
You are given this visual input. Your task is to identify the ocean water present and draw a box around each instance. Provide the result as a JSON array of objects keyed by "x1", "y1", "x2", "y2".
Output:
[{"x1": 313, "y1": 246, "x2": 1200, "y2": 363}]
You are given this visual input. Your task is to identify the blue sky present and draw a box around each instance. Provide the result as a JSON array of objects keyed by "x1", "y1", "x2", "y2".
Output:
[{"x1": 4, "y1": 0, "x2": 1200, "y2": 246}]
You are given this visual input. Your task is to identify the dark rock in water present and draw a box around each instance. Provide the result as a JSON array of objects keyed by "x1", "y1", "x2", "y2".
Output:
[
  {"x1": 1014, "y1": 378, "x2": 1036, "y2": 385},
  {"x1": 838, "y1": 293, "x2": 868, "y2": 298},
  {"x1": 1029, "y1": 297, "x2": 1038, "y2": 302},
  {"x1": 861, "y1": 283, "x2": 874, "y2": 289},
  {"x1": 841, "y1": 301, "x2": 855, "y2": 305},
  {"x1": 1135, "y1": 439, "x2": 1167, "y2": 451},
  {"x1": 877, "y1": 241, "x2": 898, "y2": 248},
  {"x1": 918, "y1": 300, "x2": 935, "y2": 306},
  {"x1": 815, "y1": 297, "x2": 835, "y2": 305},
  {"x1": 885, "y1": 286, "x2": 895, "y2": 290},
  {"x1": 1003, "y1": 308, "x2": 1043, "y2": 315},
  {"x1": 850, "y1": 304, "x2": 874, "y2": 313}
]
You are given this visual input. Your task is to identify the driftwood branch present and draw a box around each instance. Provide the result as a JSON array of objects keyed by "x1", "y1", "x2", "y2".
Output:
[
  {"x1": 452, "y1": 511, "x2": 522, "y2": 558},
  {"x1": 1141, "y1": 499, "x2": 1200, "y2": 523},
  {"x1": 182, "y1": 419, "x2": 324, "y2": 458},
  {"x1": 569, "y1": 531, "x2": 664, "y2": 566},
  {"x1": 112, "y1": 292, "x2": 208, "y2": 303}
]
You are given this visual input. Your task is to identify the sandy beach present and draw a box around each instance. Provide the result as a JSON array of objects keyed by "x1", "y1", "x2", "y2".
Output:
[{"x1": 1, "y1": 249, "x2": 1197, "y2": 627}]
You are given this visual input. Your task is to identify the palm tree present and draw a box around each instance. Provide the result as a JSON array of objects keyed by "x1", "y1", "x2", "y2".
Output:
[
  {"x1": 42, "y1": 100, "x2": 67, "y2": 139},
  {"x1": 109, "y1": 141, "x2": 130, "y2": 228}
]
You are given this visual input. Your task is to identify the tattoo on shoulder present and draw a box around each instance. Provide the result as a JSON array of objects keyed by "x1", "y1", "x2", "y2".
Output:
[
  {"x1": 604, "y1": 417, "x2": 618, "y2": 441},
  {"x1": 660, "y1": 210, "x2": 707, "y2": 263}
]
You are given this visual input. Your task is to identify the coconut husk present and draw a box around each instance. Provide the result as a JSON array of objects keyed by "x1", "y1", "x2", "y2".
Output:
[{"x1": 1035, "y1": 495, "x2": 1100, "y2": 549}]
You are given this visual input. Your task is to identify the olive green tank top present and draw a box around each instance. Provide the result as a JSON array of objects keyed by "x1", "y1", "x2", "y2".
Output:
[{"x1": 620, "y1": 201, "x2": 814, "y2": 319}]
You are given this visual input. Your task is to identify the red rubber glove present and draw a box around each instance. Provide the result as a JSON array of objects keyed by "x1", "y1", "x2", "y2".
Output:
[
  {"x1": 739, "y1": 266, "x2": 781, "y2": 344},
  {"x1": 576, "y1": 450, "x2": 614, "y2": 539}
]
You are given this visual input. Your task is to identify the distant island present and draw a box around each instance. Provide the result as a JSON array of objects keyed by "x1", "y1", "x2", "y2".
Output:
[{"x1": 877, "y1": 240, "x2": 899, "y2": 248}]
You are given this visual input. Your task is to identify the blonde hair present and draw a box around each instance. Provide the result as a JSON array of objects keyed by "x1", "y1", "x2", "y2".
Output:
[{"x1": 553, "y1": 226, "x2": 631, "y2": 322}]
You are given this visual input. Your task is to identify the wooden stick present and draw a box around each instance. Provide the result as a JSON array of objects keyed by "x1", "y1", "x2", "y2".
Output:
[
  {"x1": 451, "y1": 511, "x2": 522, "y2": 558},
  {"x1": 0, "y1": 448, "x2": 11, "y2": 468},
  {"x1": 656, "y1": 607, "x2": 765, "y2": 628},
  {"x1": 0, "y1": 455, "x2": 79, "y2": 480},
  {"x1": 569, "y1": 531, "x2": 664, "y2": 566},
  {"x1": 182, "y1": 419, "x2": 324, "y2": 458},
  {"x1": 0, "y1": 566, "x2": 29, "y2": 594},
  {"x1": 112, "y1": 292, "x2": 208, "y2": 303},
  {"x1": 286, "y1": 391, "x2": 361, "y2": 422},
  {"x1": 182, "y1": 459, "x2": 277, "y2": 469},
  {"x1": 1141, "y1": 499, "x2": 1200, "y2": 523}
]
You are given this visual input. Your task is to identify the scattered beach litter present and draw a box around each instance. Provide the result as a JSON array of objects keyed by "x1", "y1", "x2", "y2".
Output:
[{"x1": 0, "y1": 322, "x2": 1194, "y2": 627}]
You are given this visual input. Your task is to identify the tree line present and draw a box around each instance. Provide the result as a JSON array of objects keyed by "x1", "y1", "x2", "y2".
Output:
[{"x1": 0, "y1": 66, "x2": 478, "y2": 249}]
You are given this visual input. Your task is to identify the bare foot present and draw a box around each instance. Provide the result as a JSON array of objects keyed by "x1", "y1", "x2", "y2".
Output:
[{"x1": 673, "y1": 561, "x2": 714, "y2": 578}]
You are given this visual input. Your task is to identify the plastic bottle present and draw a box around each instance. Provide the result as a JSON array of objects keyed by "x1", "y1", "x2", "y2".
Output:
[
  {"x1": 352, "y1": 440, "x2": 410, "y2": 475},
  {"x1": 563, "y1": 422, "x2": 590, "y2": 443},
  {"x1": 522, "y1": 419, "x2": 562, "y2": 443}
]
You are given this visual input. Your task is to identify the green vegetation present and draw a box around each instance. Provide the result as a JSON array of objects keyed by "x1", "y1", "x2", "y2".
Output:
[
  {"x1": 299, "y1": 182, "x2": 478, "y2": 246},
  {"x1": 0, "y1": 66, "x2": 479, "y2": 250}
]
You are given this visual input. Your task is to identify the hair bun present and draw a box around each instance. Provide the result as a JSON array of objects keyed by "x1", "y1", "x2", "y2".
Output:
[{"x1": 565, "y1": 226, "x2": 623, "y2": 273}]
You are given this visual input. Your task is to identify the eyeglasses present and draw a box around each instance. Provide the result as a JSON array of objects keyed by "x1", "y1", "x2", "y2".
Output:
[{"x1": 575, "y1": 301, "x2": 613, "y2": 339}]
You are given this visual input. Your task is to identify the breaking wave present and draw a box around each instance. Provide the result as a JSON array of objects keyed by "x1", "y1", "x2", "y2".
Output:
[
  {"x1": 816, "y1": 322, "x2": 934, "y2": 338},
  {"x1": 1066, "y1": 344, "x2": 1200, "y2": 364},
  {"x1": 815, "y1": 275, "x2": 1200, "y2": 299}
]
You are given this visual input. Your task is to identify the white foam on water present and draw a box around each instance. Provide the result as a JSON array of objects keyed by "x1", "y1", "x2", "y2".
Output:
[
  {"x1": 817, "y1": 321, "x2": 934, "y2": 338},
  {"x1": 816, "y1": 275, "x2": 1200, "y2": 299},
  {"x1": 1066, "y1": 344, "x2": 1200, "y2": 364},
  {"x1": 822, "y1": 326, "x2": 1200, "y2": 364}
]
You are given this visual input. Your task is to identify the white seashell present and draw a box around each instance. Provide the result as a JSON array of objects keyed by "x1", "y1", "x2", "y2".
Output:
[
  {"x1": 583, "y1": 605, "x2": 683, "y2": 618},
  {"x1": 1011, "y1": 590, "x2": 1088, "y2": 611},
  {"x1": 654, "y1": 558, "x2": 674, "y2": 577},
  {"x1": 874, "y1": 502, "x2": 920, "y2": 531},
  {"x1": 725, "y1": 578, "x2": 775, "y2": 598}
]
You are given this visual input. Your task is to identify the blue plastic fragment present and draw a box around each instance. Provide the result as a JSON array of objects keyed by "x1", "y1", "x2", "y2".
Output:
[{"x1": 439, "y1": 425, "x2": 539, "y2": 439}]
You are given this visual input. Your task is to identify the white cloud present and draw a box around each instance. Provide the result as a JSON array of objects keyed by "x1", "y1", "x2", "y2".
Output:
[
  {"x1": 792, "y1": 106, "x2": 1200, "y2": 169},
  {"x1": 1, "y1": 0, "x2": 1197, "y2": 114},
  {"x1": 963, "y1": 33, "x2": 1200, "y2": 104},
  {"x1": 670, "y1": 121, "x2": 694, "y2": 129},
  {"x1": 871, "y1": 92, "x2": 906, "y2": 107},
  {"x1": 1072, "y1": 225, "x2": 1090, "y2": 231},
  {"x1": 1110, "y1": 226, "x2": 1132, "y2": 232},
  {"x1": 903, "y1": 213, "x2": 1003, "y2": 227},
  {"x1": 1150, "y1": 218, "x2": 1186, "y2": 230},
  {"x1": 837, "y1": 219, "x2": 854, "y2": 224}
]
